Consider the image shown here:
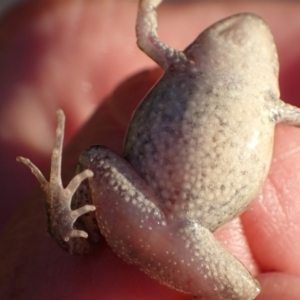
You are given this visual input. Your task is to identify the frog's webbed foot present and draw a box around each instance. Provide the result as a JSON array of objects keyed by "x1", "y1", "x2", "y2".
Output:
[{"x1": 17, "y1": 110, "x2": 96, "y2": 254}]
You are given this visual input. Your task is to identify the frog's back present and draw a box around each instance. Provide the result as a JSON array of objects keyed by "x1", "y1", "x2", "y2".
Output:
[{"x1": 124, "y1": 13, "x2": 279, "y2": 231}]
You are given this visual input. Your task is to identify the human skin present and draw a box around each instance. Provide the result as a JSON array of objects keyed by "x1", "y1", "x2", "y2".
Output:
[{"x1": 1, "y1": 0, "x2": 300, "y2": 299}]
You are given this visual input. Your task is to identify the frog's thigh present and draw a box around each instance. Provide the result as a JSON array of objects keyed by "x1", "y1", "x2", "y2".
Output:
[{"x1": 79, "y1": 146, "x2": 260, "y2": 300}]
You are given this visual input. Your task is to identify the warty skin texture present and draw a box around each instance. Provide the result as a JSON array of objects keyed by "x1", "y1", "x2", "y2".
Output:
[{"x1": 16, "y1": 0, "x2": 300, "y2": 299}]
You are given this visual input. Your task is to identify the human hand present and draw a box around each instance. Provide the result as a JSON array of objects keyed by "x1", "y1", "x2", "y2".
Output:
[{"x1": 1, "y1": 1, "x2": 300, "y2": 299}]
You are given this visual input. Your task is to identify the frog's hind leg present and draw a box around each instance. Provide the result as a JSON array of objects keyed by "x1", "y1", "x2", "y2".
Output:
[{"x1": 79, "y1": 145, "x2": 260, "y2": 300}]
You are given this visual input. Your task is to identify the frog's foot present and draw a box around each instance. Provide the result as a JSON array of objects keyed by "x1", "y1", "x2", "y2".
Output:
[{"x1": 17, "y1": 110, "x2": 95, "y2": 254}]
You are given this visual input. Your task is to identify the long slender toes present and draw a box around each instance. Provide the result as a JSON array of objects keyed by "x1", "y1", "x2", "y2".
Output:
[
  {"x1": 65, "y1": 170, "x2": 94, "y2": 197},
  {"x1": 16, "y1": 157, "x2": 48, "y2": 191},
  {"x1": 16, "y1": 110, "x2": 98, "y2": 254},
  {"x1": 68, "y1": 229, "x2": 88, "y2": 240},
  {"x1": 71, "y1": 205, "x2": 96, "y2": 219},
  {"x1": 49, "y1": 109, "x2": 65, "y2": 184}
]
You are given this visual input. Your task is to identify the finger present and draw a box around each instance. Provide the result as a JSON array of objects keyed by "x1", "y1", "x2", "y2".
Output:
[
  {"x1": 242, "y1": 124, "x2": 300, "y2": 276},
  {"x1": 256, "y1": 273, "x2": 300, "y2": 299}
]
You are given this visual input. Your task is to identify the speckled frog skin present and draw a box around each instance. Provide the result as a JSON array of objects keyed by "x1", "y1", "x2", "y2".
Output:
[{"x1": 17, "y1": 0, "x2": 300, "y2": 299}]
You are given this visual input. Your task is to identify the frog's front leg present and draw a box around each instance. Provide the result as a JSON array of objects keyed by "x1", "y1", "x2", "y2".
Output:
[
  {"x1": 17, "y1": 110, "x2": 98, "y2": 254},
  {"x1": 136, "y1": 0, "x2": 188, "y2": 70}
]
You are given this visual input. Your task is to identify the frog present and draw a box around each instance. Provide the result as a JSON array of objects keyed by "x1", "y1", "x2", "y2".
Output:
[{"x1": 16, "y1": 0, "x2": 300, "y2": 299}]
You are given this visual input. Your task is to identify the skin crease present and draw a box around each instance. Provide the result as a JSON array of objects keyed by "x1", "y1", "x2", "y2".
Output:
[{"x1": 1, "y1": 0, "x2": 300, "y2": 299}]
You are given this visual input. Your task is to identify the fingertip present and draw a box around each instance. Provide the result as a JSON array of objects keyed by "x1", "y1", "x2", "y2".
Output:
[{"x1": 256, "y1": 272, "x2": 300, "y2": 300}]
